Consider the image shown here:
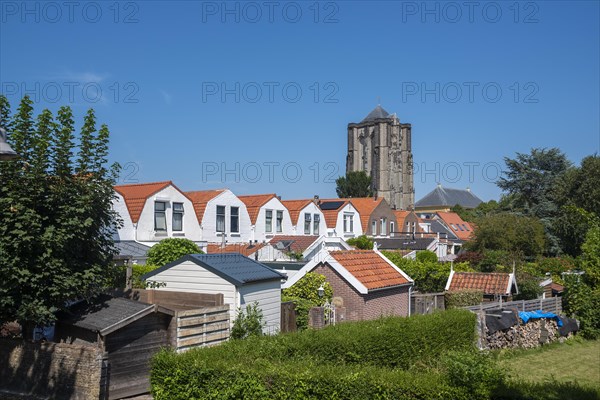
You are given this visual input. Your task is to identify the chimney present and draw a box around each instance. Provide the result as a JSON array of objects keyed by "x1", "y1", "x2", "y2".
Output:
[
  {"x1": 466, "y1": 186, "x2": 471, "y2": 192},
  {"x1": 313, "y1": 194, "x2": 320, "y2": 204}
]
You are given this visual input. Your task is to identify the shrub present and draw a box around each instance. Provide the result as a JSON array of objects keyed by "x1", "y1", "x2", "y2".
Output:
[
  {"x1": 513, "y1": 272, "x2": 544, "y2": 301},
  {"x1": 146, "y1": 238, "x2": 202, "y2": 267},
  {"x1": 108, "y1": 263, "x2": 158, "y2": 289},
  {"x1": 455, "y1": 251, "x2": 484, "y2": 267},
  {"x1": 231, "y1": 302, "x2": 265, "y2": 340},
  {"x1": 282, "y1": 272, "x2": 332, "y2": 305},
  {"x1": 346, "y1": 235, "x2": 374, "y2": 250},
  {"x1": 563, "y1": 276, "x2": 600, "y2": 339},
  {"x1": 442, "y1": 350, "x2": 505, "y2": 399},
  {"x1": 445, "y1": 290, "x2": 483, "y2": 308},
  {"x1": 416, "y1": 250, "x2": 438, "y2": 263}
]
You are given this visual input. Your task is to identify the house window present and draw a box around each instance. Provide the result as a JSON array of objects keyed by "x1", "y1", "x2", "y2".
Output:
[
  {"x1": 381, "y1": 218, "x2": 387, "y2": 235},
  {"x1": 216, "y1": 205, "x2": 226, "y2": 232},
  {"x1": 463, "y1": 224, "x2": 470, "y2": 231},
  {"x1": 412, "y1": 222, "x2": 416, "y2": 233},
  {"x1": 304, "y1": 213, "x2": 312, "y2": 234},
  {"x1": 343, "y1": 213, "x2": 353, "y2": 233},
  {"x1": 390, "y1": 221, "x2": 395, "y2": 235},
  {"x1": 313, "y1": 214, "x2": 320, "y2": 235},
  {"x1": 172, "y1": 202, "x2": 184, "y2": 231},
  {"x1": 276, "y1": 210, "x2": 283, "y2": 232},
  {"x1": 230, "y1": 206, "x2": 239, "y2": 233},
  {"x1": 371, "y1": 220, "x2": 377, "y2": 235},
  {"x1": 406, "y1": 222, "x2": 410, "y2": 232},
  {"x1": 265, "y1": 210, "x2": 273, "y2": 233},
  {"x1": 154, "y1": 201, "x2": 167, "y2": 231}
]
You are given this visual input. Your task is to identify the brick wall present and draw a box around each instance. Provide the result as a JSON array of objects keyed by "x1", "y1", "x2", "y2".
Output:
[
  {"x1": 0, "y1": 339, "x2": 104, "y2": 400},
  {"x1": 314, "y1": 263, "x2": 411, "y2": 322}
]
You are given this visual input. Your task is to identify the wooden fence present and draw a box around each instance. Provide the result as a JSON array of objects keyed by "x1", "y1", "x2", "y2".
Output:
[
  {"x1": 411, "y1": 292, "x2": 445, "y2": 315},
  {"x1": 176, "y1": 305, "x2": 230, "y2": 352},
  {"x1": 280, "y1": 301, "x2": 297, "y2": 333},
  {"x1": 464, "y1": 296, "x2": 562, "y2": 314}
]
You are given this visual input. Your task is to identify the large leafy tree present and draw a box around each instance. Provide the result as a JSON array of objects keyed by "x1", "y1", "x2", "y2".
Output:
[
  {"x1": 0, "y1": 95, "x2": 121, "y2": 330},
  {"x1": 497, "y1": 148, "x2": 571, "y2": 255},
  {"x1": 146, "y1": 238, "x2": 203, "y2": 267},
  {"x1": 335, "y1": 171, "x2": 373, "y2": 198}
]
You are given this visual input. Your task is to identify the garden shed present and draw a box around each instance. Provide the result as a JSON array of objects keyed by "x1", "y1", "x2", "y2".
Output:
[
  {"x1": 54, "y1": 295, "x2": 174, "y2": 399},
  {"x1": 142, "y1": 253, "x2": 285, "y2": 334}
]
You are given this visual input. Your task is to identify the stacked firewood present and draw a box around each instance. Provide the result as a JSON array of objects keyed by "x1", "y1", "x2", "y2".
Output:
[{"x1": 485, "y1": 319, "x2": 560, "y2": 349}]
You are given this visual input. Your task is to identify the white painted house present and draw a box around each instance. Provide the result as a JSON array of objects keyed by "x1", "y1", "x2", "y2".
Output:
[
  {"x1": 186, "y1": 189, "x2": 252, "y2": 244},
  {"x1": 281, "y1": 199, "x2": 327, "y2": 236},
  {"x1": 318, "y1": 200, "x2": 363, "y2": 238},
  {"x1": 238, "y1": 194, "x2": 293, "y2": 243},
  {"x1": 113, "y1": 181, "x2": 203, "y2": 246},
  {"x1": 142, "y1": 253, "x2": 285, "y2": 334}
]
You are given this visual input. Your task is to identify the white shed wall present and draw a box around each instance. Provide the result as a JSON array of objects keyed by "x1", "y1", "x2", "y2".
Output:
[{"x1": 238, "y1": 280, "x2": 281, "y2": 334}]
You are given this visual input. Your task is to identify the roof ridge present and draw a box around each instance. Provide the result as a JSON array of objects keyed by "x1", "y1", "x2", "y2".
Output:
[{"x1": 114, "y1": 180, "x2": 172, "y2": 189}]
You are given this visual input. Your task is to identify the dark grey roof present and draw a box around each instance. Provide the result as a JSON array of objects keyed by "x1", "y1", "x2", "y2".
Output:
[
  {"x1": 428, "y1": 220, "x2": 459, "y2": 241},
  {"x1": 376, "y1": 237, "x2": 436, "y2": 251},
  {"x1": 114, "y1": 240, "x2": 151, "y2": 258},
  {"x1": 361, "y1": 105, "x2": 391, "y2": 123},
  {"x1": 143, "y1": 253, "x2": 285, "y2": 286},
  {"x1": 58, "y1": 295, "x2": 155, "y2": 334},
  {"x1": 261, "y1": 261, "x2": 308, "y2": 271},
  {"x1": 415, "y1": 186, "x2": 483, "y2": 209}
]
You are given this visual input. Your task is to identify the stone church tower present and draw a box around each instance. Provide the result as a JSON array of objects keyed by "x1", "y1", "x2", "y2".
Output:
[{"x1": 346, "y1": 105, "x2": 414, "y2": 210}]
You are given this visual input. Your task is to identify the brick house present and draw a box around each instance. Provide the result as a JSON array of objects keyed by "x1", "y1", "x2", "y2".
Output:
[{"x1": 283, "y1": 249, "x2": 414, "y2": 321}]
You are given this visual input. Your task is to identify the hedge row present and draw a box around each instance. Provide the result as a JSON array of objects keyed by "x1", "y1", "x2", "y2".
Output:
[
  {"x1": 151, "y1": 352, "x2": 472, "y2": 400},
  {"x1": 151, "y1": 310, "x2": 479, "y2": 398},
  {"x1": 445, "y1": 289, "x2": 484, "y2": 308}
]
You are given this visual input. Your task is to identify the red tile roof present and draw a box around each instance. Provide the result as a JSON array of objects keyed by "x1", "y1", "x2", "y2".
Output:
[
  {"x1": 206, "y1": 242, "x2": 266, "y2": 257},
  {"x1": 343, "y1": 197, "x2": 385, "y2": 231},
  {"x1": 238, "y1": 194, "x2": 277, "y2": 224},
  {"x1": 318, "y1": 199, "x2": 350, "y2": 228},
  {"x1": 448, "y1": 272, "x2": 512, "y2": 295},
  {"x1": 269, "y1": 235, "x2": 320, "y2": 253},
  {"x1": 114, "y1": 181, "x2": 173, "y2": 223},
  {"x1": 281, "y1": 200, "x2": 313, "y2": 224},
  {"x1": 393, "y1": 210, "x2": 410, "y2": 229},
  {"x1": 186, "y1": 190, "x2": 226, "y2": 223},
  {"x1": 329, "y1": 250, "x2": 410, "y2": 290},
  {"x1": 435, "y1": 212, "x2": 474, "y2": 241}
]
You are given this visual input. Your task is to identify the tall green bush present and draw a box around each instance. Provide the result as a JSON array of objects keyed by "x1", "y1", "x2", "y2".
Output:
[
  {"x1": 146, "y1": 238, "x2": 202, "y2": 266},
  {"x1": 231, "y1": 302, "x2": 265, "y2": 339}
]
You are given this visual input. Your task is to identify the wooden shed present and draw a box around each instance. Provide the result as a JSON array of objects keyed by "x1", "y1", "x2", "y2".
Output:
[
  {"x1": 55, "y1": 295, "x2": 174, "y2": 399},
  {"x1": 143, "y1": 253, "x2": 285, "y2": 334}
]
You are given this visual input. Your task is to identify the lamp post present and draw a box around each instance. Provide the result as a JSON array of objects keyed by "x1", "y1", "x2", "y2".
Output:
[
  {"x1": 317, "y1": 284, "x2": 335, "y2": 326},
  {"x1": 0, "y1": 127, "x2": 18, "y2": 161}
]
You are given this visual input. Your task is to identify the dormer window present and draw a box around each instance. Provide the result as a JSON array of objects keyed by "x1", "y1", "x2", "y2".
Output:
[
  {"x1": 304, "y1": 213, "x2": 312, "y2": 235},
  {"x1": 216, "y1": 205, "x2": 226, "y2": 232},
  {"x1": 313, "y1": 214, "x2": 320, "y2": 235},
  {"x1": 154, "y1": 201, "x2": 167, "y2": 231}
]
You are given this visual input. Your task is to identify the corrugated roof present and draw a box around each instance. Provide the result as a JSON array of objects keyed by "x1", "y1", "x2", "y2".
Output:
[
  {"x1": 330, "y1": 250, "x2": 410, "y2": 290},
  {"x1": 144, "y1": 253, "x2": 285, "y2": 286},
  {"x1": 281, "y1": 199, "x2": 313, "y2": 224},
  {"x1": 114, "y1": 241, "x2": 151, "y2": 258},
  {"x1": 415, "y1": 186, "x2": 483, "y2": 209},
  {"x1": 114, "y1": 181, "x2": 173, "y2": 223},
  {"x1": 448, "y1": 272, "x2": 513, "y2": 295},
  {"x1": 186, "y1": 190, "x2": 226, "y2": 224},
  {"x1": 238, "y1": 194, "x2": 277, "y2": 224},
  {"x1": 58, "y1": 295, "x2": 155, "y2": 334}
]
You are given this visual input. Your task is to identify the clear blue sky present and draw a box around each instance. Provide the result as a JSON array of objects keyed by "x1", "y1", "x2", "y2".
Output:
[{"x1": 1, "y1": 1, "x2": 598, "y2": 202}]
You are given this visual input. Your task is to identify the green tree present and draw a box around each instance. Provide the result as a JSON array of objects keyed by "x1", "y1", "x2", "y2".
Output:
[
  {"x1": 0, "y1": 97, "x2": 121, "y2": 330},
  {"x1": 346, "y1": 235, "x2": 373, "y2": 250},
  {"x1": 416, "y1": 250, "x2": 438, "y2": 263},
  {"x1": 466, "y1": 213, "x2": 546, "y2": 260},
  {"x1": 146, "y1": 238, "x2": 203, "y2": 266},
  {"x1": 335, "y1": 171, "x2": 373, "y2": 198},
  {"x1": 231, "y1": 302, "x2": 265, "y2": 339},
  {"x1": 580, "y1": 225, "x2": 600, "y2": 288},
  {"x1": 497, "y1": 148, "x2": 571, "y2": 255}
]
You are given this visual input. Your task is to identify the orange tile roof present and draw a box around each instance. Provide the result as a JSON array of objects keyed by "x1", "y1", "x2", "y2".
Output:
[
  {"x1": 330, "y1": 250, "x2": 410, "y2": 290},
  {"x1": 318, "y1": 200, "x2": 350, "y2": 228},
  {"x1": 448, "y1": 272, "x2": 512, "y2": 295},
  {"x1": 238, "y1": 194, "x2": 277, "y2": 224},
  {"x1": 114, "y1": 181, "x2": 173, "y2": 223},
  {"x1": 269, "y1": 235, "x2": 320, "y2": 253},
  {"x1": 435, "y1": 212, "x2": 474, "y2": 240},
  {"x1": 343, "y1": 197, "x2": 385, "y2": 231},
  {"x1": 206, "y1": 242, "x2": 266, "y2": 257},
  {"x1": 393, "y1": 210, "x2": 410, "y2": 228},
  {"x1": 186, "y1": 190, "x2": 226, "y2": 223},
  {"x1": 281, "y1": 200, "x2": 313, "y2": 224}
]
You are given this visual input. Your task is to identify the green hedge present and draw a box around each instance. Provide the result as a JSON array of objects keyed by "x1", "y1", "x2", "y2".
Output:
[
  {"x1": 445, "y1": 290, "x2": 484, "y2": 308},
  {"x1": 151, "y1": 351, "x2": 472, "y2": 400},
  {"x1": 151, "y1": 310, "x2": 479, "y2": 399}
]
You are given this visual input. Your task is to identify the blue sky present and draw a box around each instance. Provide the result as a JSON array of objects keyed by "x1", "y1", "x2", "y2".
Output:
[{"x1": 1, "y1": 0, "x2": 598, "y2": 202}]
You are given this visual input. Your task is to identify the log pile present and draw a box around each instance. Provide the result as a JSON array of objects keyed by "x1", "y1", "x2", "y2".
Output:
[{"x1": 485, "y1": 318, "x2": 560, "y2": 349}]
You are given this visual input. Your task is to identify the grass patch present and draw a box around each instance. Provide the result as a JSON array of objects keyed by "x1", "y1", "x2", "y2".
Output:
[{"x1": 497, "y1": 338, "x2": 600, "y2": 389}]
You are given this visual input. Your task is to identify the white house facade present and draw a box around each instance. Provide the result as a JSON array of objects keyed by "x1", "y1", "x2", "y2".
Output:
[{"x1": 238, "y1": 194, "x2": 293, "y2": 243}]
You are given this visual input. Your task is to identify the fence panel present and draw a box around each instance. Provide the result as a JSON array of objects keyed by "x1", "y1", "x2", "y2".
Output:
[
  {"x1": 464, "y1": 297, "x2": 562, "y2": 314},
  {"x1": 176, "y1": 305, "x2": 230, "y2": 352},
  {"x1": 411, "y1": 292, "x2": 445, "y2": 315}
]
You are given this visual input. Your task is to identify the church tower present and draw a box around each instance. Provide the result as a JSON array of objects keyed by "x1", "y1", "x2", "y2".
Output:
[{"x1": 346, "y1": 105, "x2": 414, "y2": 210}]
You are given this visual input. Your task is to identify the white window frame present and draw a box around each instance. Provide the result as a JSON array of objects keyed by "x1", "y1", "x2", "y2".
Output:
[
  {"x1": 154, "y1": 201, "x2": 167, "y2": 231},
  {"x1": 265, "y1": 209, "x2": 273, "y2": 233},
  {"x1": 172, "y1": 202, "x2": 184, "y2": 232},
  {"x1": 230, "y1": 206, "x2": 239, "y2": 233},
  {"x1": 276, "y1": 210, "x2": 283, "y2": 233},
  {"x1": 216, "y1": 205, "x2": 226, "y2": 233},
  {"x1": 304, "y1": 213, "x2": 312, "y2": 235},
  {"x1": 313, "y1": 213, "x2": 320, "y2": 236}
]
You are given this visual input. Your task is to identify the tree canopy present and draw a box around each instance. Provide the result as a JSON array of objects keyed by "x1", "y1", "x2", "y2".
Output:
[
  {"x1": 146, "y1": 238, "x2": 203, "y2": 267},
  {"x1": 335, "y1": 171, "x2": 373, "y2": 198},
  {"x1": 0, "y1": 95, "x2": 121, "y2": 327}
]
